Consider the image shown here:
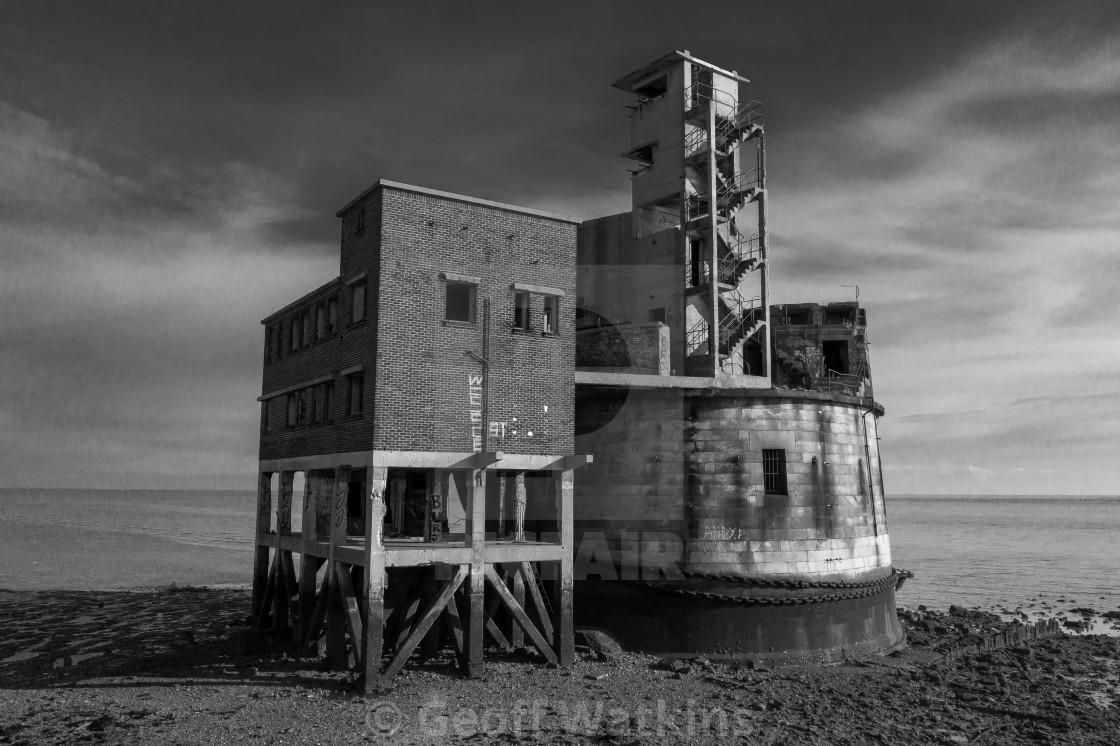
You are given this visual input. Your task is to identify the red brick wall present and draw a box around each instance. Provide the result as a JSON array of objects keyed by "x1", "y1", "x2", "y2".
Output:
[
  {"x1": 258, "y1": 185, "x2": 577, "y2": 461},
  {"x1": 370, "y1": 187, "x2": 577, "y2": 456}
]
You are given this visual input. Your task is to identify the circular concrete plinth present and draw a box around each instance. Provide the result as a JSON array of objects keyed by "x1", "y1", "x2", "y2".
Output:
[{"x1": 575, "y1": 579, "x2": 905, "y2": 664}]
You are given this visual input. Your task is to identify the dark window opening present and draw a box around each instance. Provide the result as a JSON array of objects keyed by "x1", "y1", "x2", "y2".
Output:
[
  {"x1": 542, "y1": 296, "x2": 559, "y2": 334},
  {"x1": 262, "y1": 402, "x2": 271, "y2": 433},
  {"x1": 763, "y1": 449, "x2": 787, "y2": 495},
  {"x1": 290, "y1": 317, "x2": 300, "y2": 351},
  {"x1": 823, "y1": 340, "x2": 850, "y2": 375},
  {"x1": 513, "y1": 291, "x2": 531, "y2": 331},
  {"x1": 327, "y1": 297, "x2": 338, "y2": 334},
  {"x1": 347, "y1": 374, "x2": 364, "y2": 415},
  {"x1": 689, "y1": 238, "x2": 703, "y2": 286},
  {"x1": 316, "y1": 305, "x2": 326, "y2": 339},
  {"x1": 649, "y1": 306, "x2": 666, "y2": 324},
  {"x1": 319, "y1": 382, "x2": 332, "y2": 423},
  {"x1": 355, "y1": 206, "x2": 365, "y2": 235},
  {"x1": 634, "y1": 75, "x2": 667, "y2": 99},
  {"x1": 445, "y1": 282, "x2": 476, "y2": 323},
  {"x1": 351, "y1": 281, "x2": 366, "y2": 324}
]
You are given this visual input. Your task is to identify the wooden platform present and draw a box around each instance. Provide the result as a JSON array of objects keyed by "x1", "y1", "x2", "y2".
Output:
[{"x1": 250, "y1": 452, "x2": 584, "y2": 692}]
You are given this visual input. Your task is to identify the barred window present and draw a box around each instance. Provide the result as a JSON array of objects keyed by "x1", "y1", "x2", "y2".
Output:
[{"x1": 763, "y1": 449, "x2": 787, "y2": 495}]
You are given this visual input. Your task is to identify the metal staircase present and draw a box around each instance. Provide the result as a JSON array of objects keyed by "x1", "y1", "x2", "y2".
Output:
[{"x1": 681, "y1": 66, "x2": 770, "y2": 376}]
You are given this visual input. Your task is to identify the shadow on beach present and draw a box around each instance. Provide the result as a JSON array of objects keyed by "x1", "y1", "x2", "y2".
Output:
[{"x1": 0, "y1": 587, "x2": 344, "y2": 692}]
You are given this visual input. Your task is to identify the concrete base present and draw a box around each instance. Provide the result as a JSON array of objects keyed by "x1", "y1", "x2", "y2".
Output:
[{"x1": 574, "y1": 580, "x2": 905, "y2": 664}]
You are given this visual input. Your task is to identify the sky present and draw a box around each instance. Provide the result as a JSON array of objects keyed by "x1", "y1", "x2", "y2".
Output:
[{"x1": 2, "y1": 1, "x2": 1118, "y2": 495}]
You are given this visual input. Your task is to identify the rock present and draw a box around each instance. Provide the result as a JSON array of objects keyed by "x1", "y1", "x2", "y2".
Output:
[{"x1": 575, "y1": 628, "x2": 624, "y2": 661}]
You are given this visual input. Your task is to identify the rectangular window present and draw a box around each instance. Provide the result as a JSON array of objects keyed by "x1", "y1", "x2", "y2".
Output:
[
  {"x1": 287, "y1": 393, "x2": 297, "y2": 427},
  {"x1": 351, "y1": 281, "x2": 366, "y2": 324},
  {"x1": 763, "y1": 449, "x2": 788, "y2": 495},
  {"x1": 295, "y1": 390, "x2": 307, "y2": 426},
  {"x1": 327, "y1": 297, "x2": 338, "y2": 334},
  {"x1": 347, "y1": 374, "x2": 364, "y2": 415},
  {"x1": 649, "y1": 306, "x2": 666, "y2": 324},
  {"x1": 542, "y1": 296, "x2": 559, "y2": 333},
  {"x1": 513, "y1": 291, "x2": 531, "y2": 331},
  {"x1": 316, "y1": 305, "x2": 326, "y2": 340},
  {"x1": 290, "y1": 317, "x2": 301, "y2": 351},
  {"x1": 320, "y1": 382, "x2": 332, "y2": 423},
  {"x1": 445, "y1": 282, "x2": 476, "y2": 323},
  {"x1": 355, "y1": 206, "x2": 365, "y2": 235},
  {"x1": 262, "y1": 401, "x2": 271, "y2": 432}
]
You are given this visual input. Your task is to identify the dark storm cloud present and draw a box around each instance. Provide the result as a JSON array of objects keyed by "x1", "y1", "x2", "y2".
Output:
[{"x1": 2, "y1": 1, "x2": 1119, "y2": 491}]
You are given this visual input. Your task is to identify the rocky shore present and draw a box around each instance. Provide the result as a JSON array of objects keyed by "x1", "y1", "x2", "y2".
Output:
[{"x1": 1, "y1": 587, "x2": 1118, "y2": 744}]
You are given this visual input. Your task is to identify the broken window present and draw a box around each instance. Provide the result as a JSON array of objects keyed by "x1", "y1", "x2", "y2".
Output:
[
  {"x1": 823, "y1": 340, "x2": 850, "y2": 375},
  {"x1": 347, "y1": 374, "x2": 364, "y2": 416},
  {"x1": 763, "y1": 449, "x2": 787, "y2": 495},
  {"x1": 542, "y1": 296, "x2": 559, "y2": 333},
  {"x1": 351, "y1": 281, "x2": 366, "y2": 324},
  {"x1": 445, "y1": 282, "x2": 476, "y2": 324},
  {"x1": 513, "y1": 291, "x2": 531, "y2": 331}
]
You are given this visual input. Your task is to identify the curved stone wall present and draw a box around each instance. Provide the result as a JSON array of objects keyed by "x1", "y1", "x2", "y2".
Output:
[{"x1": 573, "y1": 386, "x2": 903, "y2": 661}]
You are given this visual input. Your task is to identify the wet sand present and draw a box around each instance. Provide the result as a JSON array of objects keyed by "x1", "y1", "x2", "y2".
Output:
[{"x1": 1, "y1": 587, "x2": 1118, "y2": 745}]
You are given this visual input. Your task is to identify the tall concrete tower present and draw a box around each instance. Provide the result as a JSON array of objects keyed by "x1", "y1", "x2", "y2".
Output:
[{"x1": 574, "y1": 51, "x2": 903, "y2": 664}]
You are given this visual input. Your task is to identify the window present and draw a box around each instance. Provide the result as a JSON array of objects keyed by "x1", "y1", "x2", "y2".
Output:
[
  {"x1": 763, "y1": 449, "x2": 788, "y2": 495},
  {"x1": 355, "y1": 206, "x2": 365, "y2": 235},
  {"x1": 513, "y1": 291, "x2": 531, "y2": 331},
  {"x1": 649, "y1": 306, "x2": 666, "y2": 324},
  {"x1": 327, "y1": 297, "x2": 338, "y2": 335},
  {"x1": 543, "y1": 296, "x2": 559, "y2": 333},
  {"x1": 347, "y1": 374, "x2": 364, "y2": 415},
  {"x1": 823, "y1": 340, "x2": 850, "y2": 375},
  {"x1": 286, "y1": 393, "x2": 298, "y2": 427},
  {"x1": 316, "y1": 305, "x2": 326, "y2": 340},
  {"x1": 351, "y1": 281, "x2": 366, "y2": 324},
  {"x1": 445, "y1": 282, "x2": 476, "y2": 323},
  {"x1": 296, "y1": 390, "x2": 307, "y2": 426},
  {"x1": 290, "y1": 317, "x2": 301, "y2": 351},
  {"x1": 320, "y1": 382, "x2": 332, "y2": 423},
  {"x1": 262, "y1": 401, "x2": 272, "y2": 432}
]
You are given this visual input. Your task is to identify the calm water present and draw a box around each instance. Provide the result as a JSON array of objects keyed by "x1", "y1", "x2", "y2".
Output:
[{"x1": 1, "y1": 490, "x2": 1117, "y2": 623}]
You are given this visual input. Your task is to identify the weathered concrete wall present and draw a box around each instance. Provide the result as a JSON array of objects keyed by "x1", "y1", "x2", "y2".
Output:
[
  {"x1": 684, "y1": 395, "x2": 890, "y2": 581},
  {"x1": 574, "y1": 388, "x2": 890, "y2": 582}
]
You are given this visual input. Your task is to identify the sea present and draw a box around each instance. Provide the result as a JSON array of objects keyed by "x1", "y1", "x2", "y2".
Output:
[{"x1": 1, "y1": 489, "x2": 1117, "y2": 632}]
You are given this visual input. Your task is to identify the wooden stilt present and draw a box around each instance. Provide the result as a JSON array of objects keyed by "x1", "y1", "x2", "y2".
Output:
[
  {"x1": 441, "y1": 588, "x2": 466, "y2": 668},
  {"x1": 325, "y1": 465, "x2": 350, "y2": 669},
  {"x1": 511, "y1": 471, "x2": 527, "y2": 648},
  {"x1": 363, "y1": 465, "x2": 389, "y2": 692},
  {"x1": 521, "y1": 562, "x2": 554, "y2": 645},
  {"x1": 554, "y1": 468, "x2": 575, "y2": 666},
  {"x1": 383, "y1": 565, "x2": 468, "y2": 678},
  {"x1": 466, "y1": 467, "x2": 486, "y2": 677},
  {"x1": 298, "y1": 472, "x2": 318, "y2": 649},
  {"x1": 484, "y1": 565, "x2": 557, "y2": 665},
  {"x1": 252, "y1": 472, "x2": 273, "y2": 622},
  {"x1": 272, "y1": 471, "x2": 295, "y2": 634},
  {"x1": 334, "y1": 562, "x2": 364, "y2": 668}
]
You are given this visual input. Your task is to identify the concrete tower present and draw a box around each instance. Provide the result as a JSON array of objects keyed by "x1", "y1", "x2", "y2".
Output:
[{"x1": 573, "y1": 51, "x2": 904, "y2": 663}]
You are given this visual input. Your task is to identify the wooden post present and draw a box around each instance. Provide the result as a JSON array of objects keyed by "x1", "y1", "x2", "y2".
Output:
[
  {"x1": 252, "y1": 472, "x2": 272, "y2": 624},
  {"x1": 299, "y1": 471, "x2": 318, "y2": 648},
  {"x1": 426, "y1": 469, "x2": 446, "y2": 543},
  {"x1": 466, "y1": 467, "x2": 487, "y2": 677},
  {"x1": 273, "y1": 471, "x2": 295, "y2": 633},
  {"x1": 364, "y1": 465, "x2": 389, "y2": 692},
  {"x1": 496, "y1": 471, "x2": 507, "y2": 539},
  {"x1": 325, "y1": 465, "x2": 350, "y2": 669},
  {"x1": 553, "y1": 468, "x2": 575, "y2": 666},
  {"x1": 511, "y1": 471, "x2": 527, "y2": 647}
]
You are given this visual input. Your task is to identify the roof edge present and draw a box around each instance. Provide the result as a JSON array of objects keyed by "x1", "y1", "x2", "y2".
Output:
[
  {"x1": 611, "y1": 49, "x2": 749, "y2": 92},
  {"x1": 335, "y1": 179, "x2": 582, "y2": 224}
]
